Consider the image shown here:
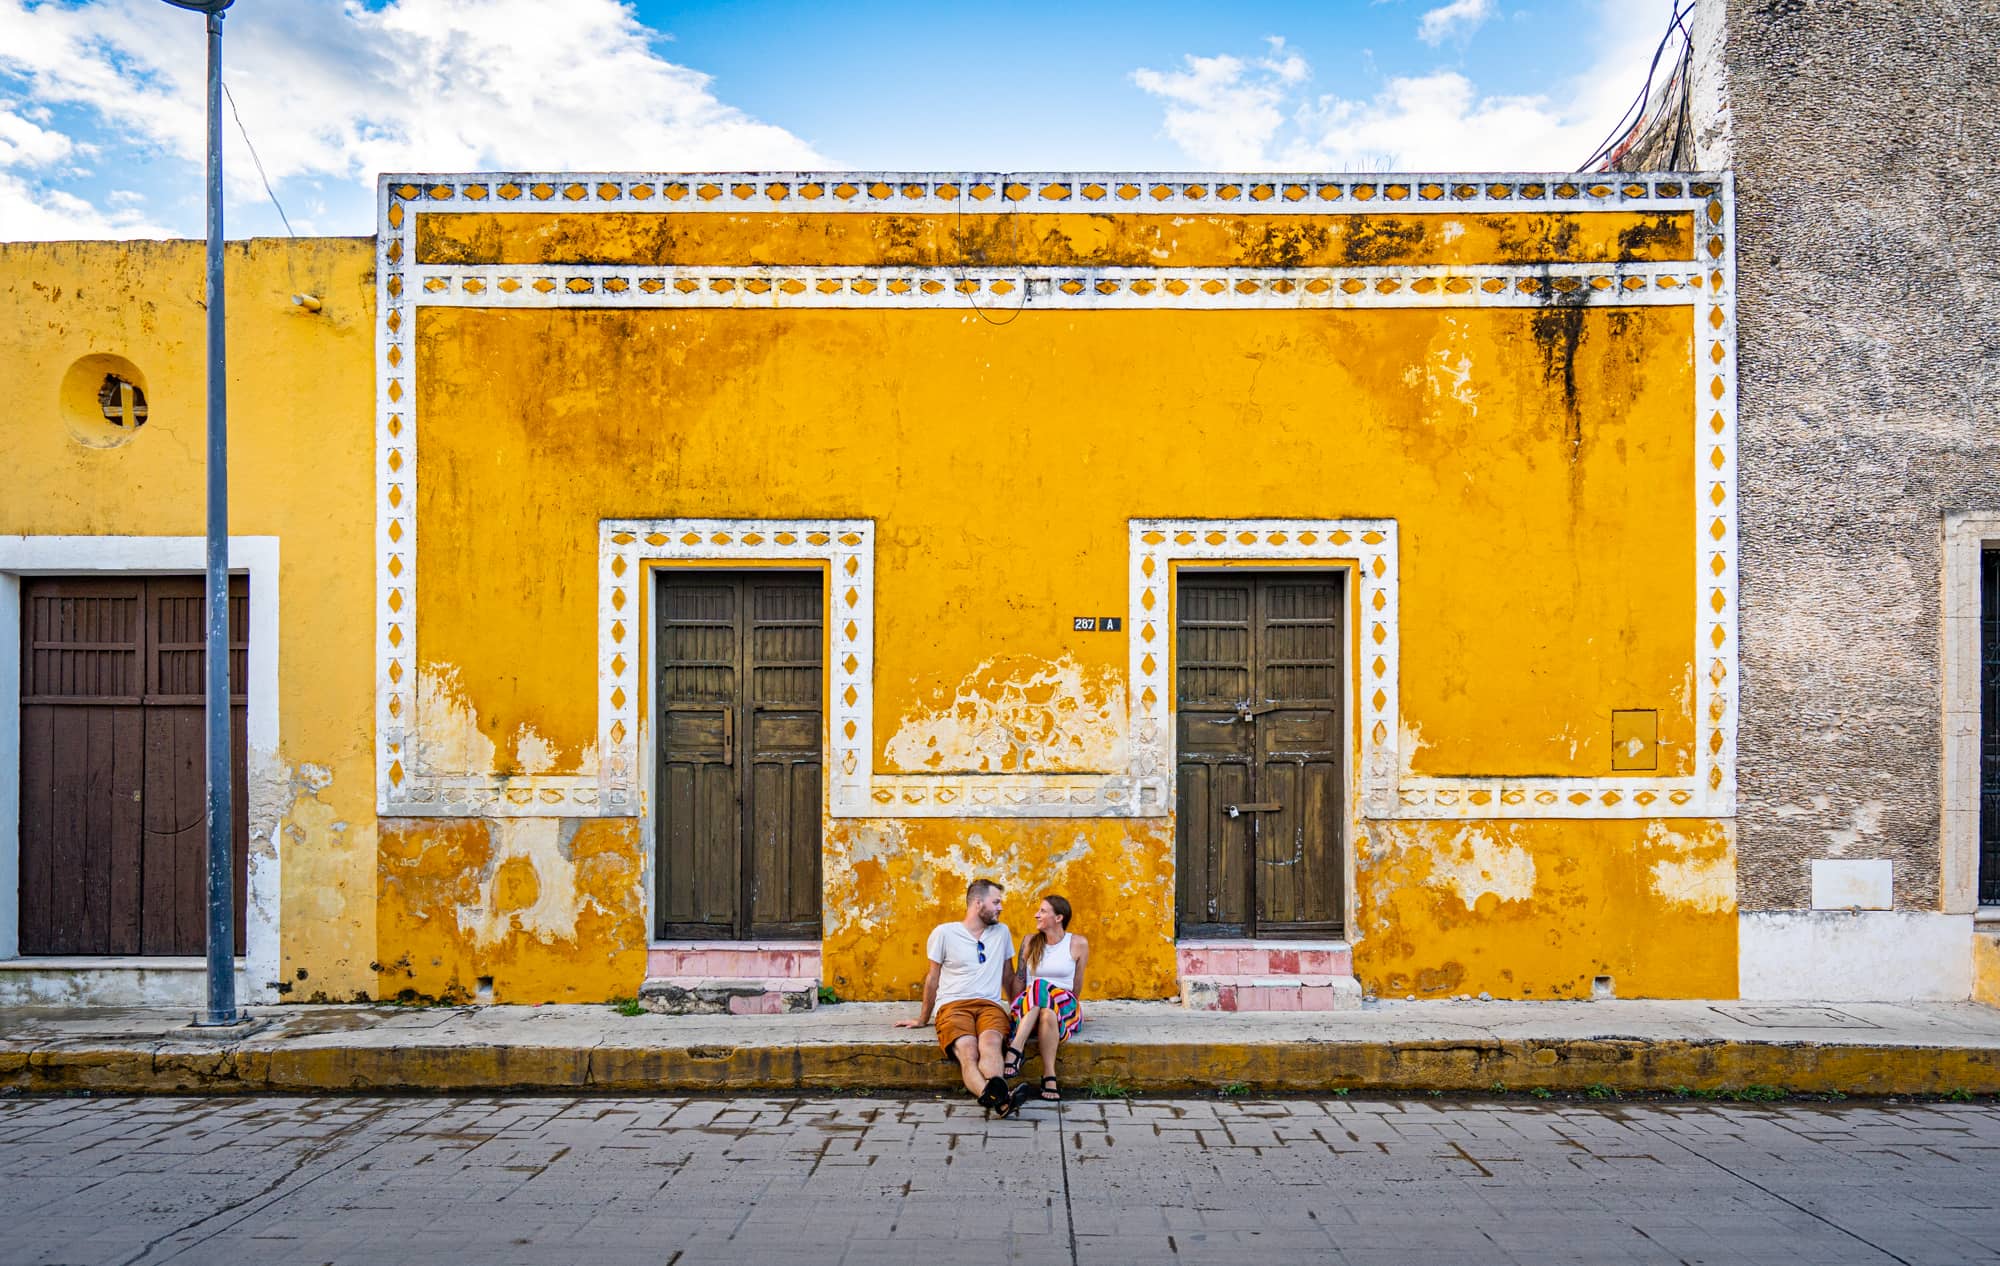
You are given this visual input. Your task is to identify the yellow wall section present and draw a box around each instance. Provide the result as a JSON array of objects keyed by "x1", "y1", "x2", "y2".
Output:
[
  {"x1": 415, "y1": 304, "x2": 1696, "y2": 781},
  {"x1": 378, "y1": 817, "x2": 646, "y2": 1002},
  {"x1": 1359, "y1": 819, "x2": 1737, "y2": 998},
  {"x1": 2, "y1": 205, "x2": 1732, "y2": 1006},
  {"x1": 415, "y1": 209, "x2": 1695, "y2": 269},
  {"x1": 1976, "y1": 933, "x2": 2000, "y2": 1009},
  {"x1": 824, "y1": 818, "x2": 1178, "y2": 1002},
  {"x1": 1, "y1": 239, "x2": 379, "y2": 1000}
]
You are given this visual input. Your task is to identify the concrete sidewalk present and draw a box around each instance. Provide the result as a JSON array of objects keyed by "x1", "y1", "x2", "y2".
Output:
[{"x1": 4, "y1": 998, "x2": 1999, "y2": 1097}]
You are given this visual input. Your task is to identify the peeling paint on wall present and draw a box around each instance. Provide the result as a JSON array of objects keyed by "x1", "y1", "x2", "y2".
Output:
[
  {"x1": 884, "y1": 654, "x2": 1127, "y2": 774},
  {"x1": 1646, "y1": 821, "x2": 1736, "y2": 913},
  {"x1": 413, "y1": 665, "x2": 497, "y2": 775},
  {"x1": 378, "y1": 817, "x2": 645, "y2": 1003},
  {"x1": 1358, "y1": 819, "x2": 1737, "y2": 999},
  {"x1": 1426, "y1": 825, "x2": 1537, "y2": 912}
]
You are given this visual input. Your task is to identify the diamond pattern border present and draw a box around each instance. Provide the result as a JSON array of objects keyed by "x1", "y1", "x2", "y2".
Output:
[{"x1": 375, "y1": 172, "x2": 1736, "y2": 821}]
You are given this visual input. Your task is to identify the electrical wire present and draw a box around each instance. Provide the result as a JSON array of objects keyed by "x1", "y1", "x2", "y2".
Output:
[
  {"x1": 954, "y1": 176, "x2": 1028, "y2": 326},
  {"x1": 1578, "y1": 0, "x2": 1698, "y2": 172},
  {"x1": 222, "y1": 80, "x2": 294, "y2": 236}
]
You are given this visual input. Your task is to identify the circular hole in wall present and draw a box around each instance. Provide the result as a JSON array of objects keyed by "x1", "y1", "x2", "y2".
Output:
[{"x1": 60, "y1": 353, "x2": 150, "y2": 449}]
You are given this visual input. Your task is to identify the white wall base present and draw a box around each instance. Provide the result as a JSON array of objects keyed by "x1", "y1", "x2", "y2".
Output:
[
  {"x1": 1739, "y1": 911, "x2": 1972, "y2": 1001},
  {"x1": 0, "y1": 958, "x2": 253, "y2": 1008}
]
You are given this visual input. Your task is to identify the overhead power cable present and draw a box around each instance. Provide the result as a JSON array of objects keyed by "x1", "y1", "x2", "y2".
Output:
[{"x1": 222, "y1": 80, "x2": 294, "y2": 236}]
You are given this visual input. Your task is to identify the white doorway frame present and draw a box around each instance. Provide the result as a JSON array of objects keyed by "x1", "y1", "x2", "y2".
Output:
[{"x1": 0, "y1": 535, "x2": 282, "y2": 1003}]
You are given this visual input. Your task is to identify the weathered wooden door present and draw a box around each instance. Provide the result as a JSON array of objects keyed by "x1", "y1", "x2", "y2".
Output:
[
  {"x1": 1175, "y1": 572, "x2": 1345, "y2": 938},
  {"x1": 18, "y1": 576, "x2": 248, "y2": 956},
  {"x1": 655, "y1": 571, "x2": 824, "y2": 940}
]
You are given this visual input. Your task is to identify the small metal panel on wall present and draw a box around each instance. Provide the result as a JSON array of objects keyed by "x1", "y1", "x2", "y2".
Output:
[{"x1": 374, "y1": 171, "x2": 1738, "y2": 822}]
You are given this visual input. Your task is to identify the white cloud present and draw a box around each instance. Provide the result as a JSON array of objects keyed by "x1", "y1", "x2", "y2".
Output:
[
  {"x1": 0, "y1": 170, "x2": 170, "y2": 237},
  {"x1": 1417, "y1": 0, "x2": 1495, "y2": 46},
  {"x1": 1129, "y1": 38, "x2": 1308, "y2": 169},
  {"x1": 1133, "y1": 3, "x2": 1667, "y2": 172},
  {"x1": 0, "y1": 95, "x2": 170, "y2": 238},
  {"x1": 0, "y1": 0, "x2": 823, "y2": 239},
  {"x1": 0, "y1": 101, "x2": 72, "y2": 166}
]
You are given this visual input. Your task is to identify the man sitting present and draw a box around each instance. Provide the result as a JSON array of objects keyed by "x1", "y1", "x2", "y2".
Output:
[{"x1": 894, "y1": 878, "x2": 1030, "y2": 1116}]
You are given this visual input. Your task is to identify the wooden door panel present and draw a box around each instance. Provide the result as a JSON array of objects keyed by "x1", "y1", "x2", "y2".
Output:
[
  {"x1": 1176, "y1": 755, "x2": 1251, "y2": 932},
  {"x1": 657, "y1": 572, "x2": 822, "y2": 940},
  {"x1": 1176, "y1": 572, "x2": 1344, "y2": 939},
  {"x1": 18, "y1": 576, "x2": 243, "y2": 957},
  {"x1": 1294, "y1": 759, "x2": 1342, "y2": 927},
  {"x1": 745, "y1": 576, "x2": 822, "y2": 938}
]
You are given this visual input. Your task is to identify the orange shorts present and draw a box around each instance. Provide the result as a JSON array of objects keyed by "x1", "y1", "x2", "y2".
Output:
[{"x1": 934, "y1": 999, "x2": 1011, "y2": 1057}]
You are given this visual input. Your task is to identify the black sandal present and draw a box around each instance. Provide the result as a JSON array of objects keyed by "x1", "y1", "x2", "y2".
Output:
[
  {"x1": 976, "y1": 1075, "x2": 1010, "y2": 1114},
  {"x1": 992, "y1": 1080, "x2": 1034, "y2": 1119},
  {"x1": 1002, "y1": 1044, "x2": 1024, "y2": 1078},
  {"x1": 1040, "y1": 1076, "x2": 1061, "y2": 1102}
]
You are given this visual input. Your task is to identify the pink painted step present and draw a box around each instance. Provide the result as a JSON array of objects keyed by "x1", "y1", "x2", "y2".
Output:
[
  {"x1": 1176, "y1": 942, "x2": 1351, "y2": 978},
  {"x1": 647, "y1": 943, "x2": 821, "y2": 980},
  {"x1": 1181, "y1": 975, "x2": 1362, "y2": 1013}
]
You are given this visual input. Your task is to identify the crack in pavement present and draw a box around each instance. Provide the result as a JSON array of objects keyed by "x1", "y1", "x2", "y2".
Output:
[
  {"x1": 1649, "y1": 1121, "x2": 1914, "y2": 1265},
  {"x1": 116, "y1": 1099, "x2": 459, "y2": 1266}
]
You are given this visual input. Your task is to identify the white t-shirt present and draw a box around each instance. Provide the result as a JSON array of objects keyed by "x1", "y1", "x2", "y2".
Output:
[{"x1": 926, "y1": 920, "x2": 1013, "y2": 1007}]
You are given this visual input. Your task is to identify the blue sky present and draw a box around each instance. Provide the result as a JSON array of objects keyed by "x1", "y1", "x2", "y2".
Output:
[{"x1": 0, "y1": 0, "x2": 1678, "y2": 240}]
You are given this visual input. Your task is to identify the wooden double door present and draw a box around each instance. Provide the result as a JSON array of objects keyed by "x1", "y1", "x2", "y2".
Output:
[
  {"x1": 655, "y1": 571, "x2": 824, "y2": 940},
  {"x1": 1175, "y1": 572, "x2": 1346, "y2": 938},
  {"x1": 18, "y1": 576, "x2": 249, "y2": 956}
]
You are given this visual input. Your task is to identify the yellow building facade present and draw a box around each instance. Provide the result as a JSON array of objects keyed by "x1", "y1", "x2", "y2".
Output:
[{"x1": 0, "y1": 171, "x2": 1741, "y2": 1007}]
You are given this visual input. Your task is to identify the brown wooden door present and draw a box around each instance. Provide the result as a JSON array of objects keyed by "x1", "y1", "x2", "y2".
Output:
[
  {"x1": 656, "y1": 571, "x2": 823, "y2": 940},
  {"x1": 1175, "y1": 572, "x2": 1344, "y2": 938},
  {"x1": 18, "y1": 576, "x2": 248, "y2": 956}
]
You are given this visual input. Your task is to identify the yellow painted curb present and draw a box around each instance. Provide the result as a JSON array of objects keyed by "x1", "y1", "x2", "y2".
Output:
[{"x1": 5, "y1": 1039, "x2": 1998, "y2": 1097}]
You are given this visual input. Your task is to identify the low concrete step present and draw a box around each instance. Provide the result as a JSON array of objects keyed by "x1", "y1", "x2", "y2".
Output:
[
  {"x1": 1181, "y1": 974, "x2": 1363, "y2": 1013},
  {"x1": 646, "y1": 944, "x2": 821, "y2": 980},
  {"x1": 639, "y1": 977, "x2": 817, "y2": 1016}
]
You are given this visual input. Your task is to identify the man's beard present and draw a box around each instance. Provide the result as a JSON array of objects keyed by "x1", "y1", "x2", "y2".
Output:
[{"x1": 979, "y1": 909, "x2": 999, "y2": 927}]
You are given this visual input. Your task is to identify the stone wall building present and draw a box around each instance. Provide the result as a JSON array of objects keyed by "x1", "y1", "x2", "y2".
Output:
[{"x1": 1611, "y1": 0, "x2": 2000, "y2": 1002}]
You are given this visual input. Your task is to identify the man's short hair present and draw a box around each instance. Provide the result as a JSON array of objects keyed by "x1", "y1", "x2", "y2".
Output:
[{"x1": 966, "y1": 878, "x2": 1003, "y2": 905}]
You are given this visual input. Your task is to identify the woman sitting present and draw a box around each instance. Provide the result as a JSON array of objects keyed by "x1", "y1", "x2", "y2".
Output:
[{"x1": 1003, "y1": 894, "x2": 1088, "y2": 1102}]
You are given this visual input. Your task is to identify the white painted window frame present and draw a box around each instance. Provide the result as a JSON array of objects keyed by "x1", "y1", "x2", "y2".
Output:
[
  {"x1": 1942, "y1": 512, "x2": 2000, "y2": 916},
  {"x1": 0, "y1": 536, "x2": 282, "y2": 1001}
]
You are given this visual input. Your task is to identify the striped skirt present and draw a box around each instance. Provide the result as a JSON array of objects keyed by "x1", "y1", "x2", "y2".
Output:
[{"x1": 1009, "y1": 979, "x2": 1081, "y2": 1042}]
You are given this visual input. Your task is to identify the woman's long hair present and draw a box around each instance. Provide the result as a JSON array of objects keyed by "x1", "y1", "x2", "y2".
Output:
[{"x1": 1020, "y1": 894, "x2": 1073, "y2": 974}]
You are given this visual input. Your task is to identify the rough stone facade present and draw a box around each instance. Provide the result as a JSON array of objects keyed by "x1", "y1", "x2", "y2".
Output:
[{"x1": 1624, "y1": 0, "x2": 2000, "y2": 913}]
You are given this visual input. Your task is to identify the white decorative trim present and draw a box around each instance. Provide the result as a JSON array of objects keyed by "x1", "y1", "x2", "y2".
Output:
[
  {"x1": 1940, "y1": 511, "x2": 2000, "y2": 914},
  {"x1": 375, "y1": 171, "x2": 1738, "y2": 823},
  {"x1": 0, "y1": 535, "x2": 283, "y2": 1002},
  {"x1": 407, "y1": 263, "x2": 1713, "y2": 311},
  {"x1": 378, "y1": 171, "x2": 1714, "y2": 216}
]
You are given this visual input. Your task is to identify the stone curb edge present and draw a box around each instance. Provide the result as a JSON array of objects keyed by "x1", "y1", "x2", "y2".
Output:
[{"x1": 3, "y1": 1039, "x2": 1997, "y2": 1096}]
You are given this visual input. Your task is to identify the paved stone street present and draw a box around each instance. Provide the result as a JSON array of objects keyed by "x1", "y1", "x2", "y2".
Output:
[{"x1": 1, "y1": 1094, "x2": 1996, "y2": 1266}]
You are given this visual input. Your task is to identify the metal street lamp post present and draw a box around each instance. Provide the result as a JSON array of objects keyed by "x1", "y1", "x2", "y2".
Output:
[{"x1": 162, "y1": 0, "x2": 238, "y2": 1027}]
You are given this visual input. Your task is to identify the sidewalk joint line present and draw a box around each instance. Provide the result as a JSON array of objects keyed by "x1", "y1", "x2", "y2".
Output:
[
  {"x1": 1654, "y1": 1124, "x2": 1913, "y2": 1265},
  {"x1": 1056, "y1": 1097, "x2": 1078, "y2": 1266}
]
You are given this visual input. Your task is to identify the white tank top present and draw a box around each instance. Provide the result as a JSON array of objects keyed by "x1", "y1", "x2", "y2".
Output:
[{"x1": 1027, "y1": 932, "x2": 1076, "y2": 991}]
